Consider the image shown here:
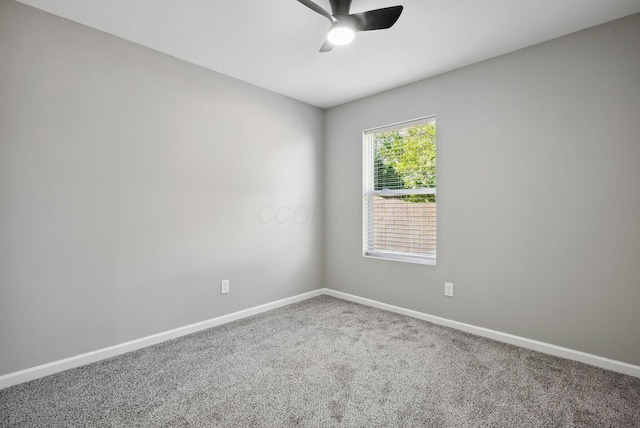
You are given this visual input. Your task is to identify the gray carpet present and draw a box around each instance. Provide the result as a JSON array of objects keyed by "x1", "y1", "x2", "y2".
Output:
[{"x1": 1, "y1": 296, "x2": 639, "y2": 427}]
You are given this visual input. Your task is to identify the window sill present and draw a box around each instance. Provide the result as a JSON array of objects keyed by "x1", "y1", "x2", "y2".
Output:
[{"x1": 364, "y1": 251, "x2": 436, "y2": 266}]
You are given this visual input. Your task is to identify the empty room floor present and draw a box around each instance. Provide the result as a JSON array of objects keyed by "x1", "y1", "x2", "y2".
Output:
[{"x1": 1, "y1": 296, "x2": 639, "y2": 427}]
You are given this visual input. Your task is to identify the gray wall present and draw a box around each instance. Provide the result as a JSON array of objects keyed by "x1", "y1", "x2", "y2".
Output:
[
  {"x1": 0, "y1": 0, "x2": 324, "y2": 375},
  {"x1": 325, "y1": 14, "x2": 640, "y2": 366}
]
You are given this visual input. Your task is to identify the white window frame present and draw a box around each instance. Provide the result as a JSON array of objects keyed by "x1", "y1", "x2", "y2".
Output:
[{"x1": 363, "y1": 116, "x2": 437, "y2": 265}]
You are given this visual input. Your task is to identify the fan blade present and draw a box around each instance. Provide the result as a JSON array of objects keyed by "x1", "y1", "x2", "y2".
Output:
[
  {"x1": 352, "y1": 5, "x2": 403, "y2": 31},
  {"x1": 298, "y1": 0, "x2": 333, "y2": 22},
  {"x1": 329, "y1": 0, "x2": 352, "y2": 16},
  {"x1": 320, "y1": 40, "x2": 334, "y2": 52}
]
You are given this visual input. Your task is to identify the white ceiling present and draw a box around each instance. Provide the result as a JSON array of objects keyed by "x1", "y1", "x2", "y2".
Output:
[{"x1": 15, "y1": 0, "x2": 640, "y2": 108}]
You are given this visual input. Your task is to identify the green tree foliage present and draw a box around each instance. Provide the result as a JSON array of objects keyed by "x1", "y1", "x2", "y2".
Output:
[{"x1": 374, "y1": 122, "x2": 436, "y2": 202}]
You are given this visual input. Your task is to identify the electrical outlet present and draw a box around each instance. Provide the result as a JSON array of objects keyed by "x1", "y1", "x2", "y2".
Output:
[
  {"x1": 444, "y1": 282, "x2": 454, "y2": 298},
  {"x1": 221, "y1": 279, "x2": 230, "y2": 294}
]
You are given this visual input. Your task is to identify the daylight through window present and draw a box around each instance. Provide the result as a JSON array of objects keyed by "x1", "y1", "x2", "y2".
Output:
[{"x1": 363, "y1": 117, "x2": 436, "y2": 264}]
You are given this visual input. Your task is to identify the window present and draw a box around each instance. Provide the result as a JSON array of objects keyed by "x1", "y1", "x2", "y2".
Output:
[{"x1": 363, "y1": 116, "x2": 437, "y2": 265}]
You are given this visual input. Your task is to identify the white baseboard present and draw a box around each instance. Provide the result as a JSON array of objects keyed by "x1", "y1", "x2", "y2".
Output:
[
  {"x1": 2, "y1": 287, "x2": 638, "y2": 390},
  {"x1": 0, "y1": 289, "x2": 323, "y2": 390},
  {"x1": 323, "y1": 288, "x2": 640, "y2": 378}
]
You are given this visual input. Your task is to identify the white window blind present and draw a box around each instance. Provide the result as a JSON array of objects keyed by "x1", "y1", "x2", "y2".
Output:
[{"x1": 363, "y1": 116, "x2": 436, "y2": 265}]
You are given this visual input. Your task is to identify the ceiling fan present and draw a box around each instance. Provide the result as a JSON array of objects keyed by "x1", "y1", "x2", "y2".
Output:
[{"x1": 298, "y1": 0, "x2": 404, "y2": 52}]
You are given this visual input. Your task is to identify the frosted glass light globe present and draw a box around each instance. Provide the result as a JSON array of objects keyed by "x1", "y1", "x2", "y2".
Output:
[{"x1": 327, "y1": 26, "x2": 355, "y2": 45}]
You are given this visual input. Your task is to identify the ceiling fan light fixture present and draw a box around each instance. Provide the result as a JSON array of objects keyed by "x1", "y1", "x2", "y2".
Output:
[
  {"x1": 298, "y1": 0, "x2": 404, "y2": 52},
  {"x1": 327, "y1": 25, "x2": 355, "y2": 45}
]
